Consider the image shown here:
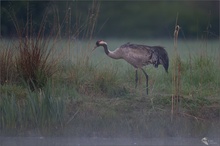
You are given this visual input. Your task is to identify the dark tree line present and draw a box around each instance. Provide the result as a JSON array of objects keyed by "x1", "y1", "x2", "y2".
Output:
[{"x1": 1, "y1": 1, "x2": 219, "y2": 38}]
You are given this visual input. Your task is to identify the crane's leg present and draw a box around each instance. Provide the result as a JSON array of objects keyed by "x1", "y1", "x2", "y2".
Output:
[
  {"x1": 135, "y1": 69, "x2": 138, "y2": 88},
  {"x1": 141, "y1": 68, "x2": 148, "y2": 95}
]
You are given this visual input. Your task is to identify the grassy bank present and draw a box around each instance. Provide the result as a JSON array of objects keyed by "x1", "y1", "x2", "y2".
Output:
[{"x1": 0, "y1": 38, "x2": 220, "y2": 135}]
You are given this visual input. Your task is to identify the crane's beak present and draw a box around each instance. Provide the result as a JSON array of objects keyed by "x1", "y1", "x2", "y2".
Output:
[{"x1": 92, "y1": 45, "x2": 98, "y2": 51}]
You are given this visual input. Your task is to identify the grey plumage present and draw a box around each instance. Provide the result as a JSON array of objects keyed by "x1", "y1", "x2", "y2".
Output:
[
  {"x1": 93, "y1": 40, "x2": 169, "y2": 95},
  {"x1": 119, "y1": 43, "x2": 169, "y2": 72}
]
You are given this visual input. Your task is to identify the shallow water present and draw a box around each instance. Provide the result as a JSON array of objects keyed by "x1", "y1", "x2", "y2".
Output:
[
  {"x1": 1, "y1": 136, "x2": 219, "y2": 146},
  {"x1": 1, "y1": 115, "x2": 219, "y2": 146}
]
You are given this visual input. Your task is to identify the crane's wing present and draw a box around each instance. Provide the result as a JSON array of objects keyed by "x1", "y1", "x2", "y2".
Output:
[
  {"x1": 120, "y1": 43, "x2": 169, "y2": 72},
  {"x1": 119, "y1": 43, "x2": 153, "y2": 68}
]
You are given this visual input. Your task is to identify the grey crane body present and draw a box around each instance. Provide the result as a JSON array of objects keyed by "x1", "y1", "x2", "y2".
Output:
[{"x1": 93, "y1": 40, "x2": 169, "y2": 95}]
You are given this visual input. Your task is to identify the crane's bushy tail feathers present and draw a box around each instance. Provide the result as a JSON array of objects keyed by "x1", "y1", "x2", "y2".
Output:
[{"x1": 152, "y1": 46, "x2": 169, "y2": 73}]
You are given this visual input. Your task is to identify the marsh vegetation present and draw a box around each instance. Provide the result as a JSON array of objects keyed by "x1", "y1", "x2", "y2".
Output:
[
  {"x1": 0, "y1": 1, "x2": 219, "y2": 138},
  {"x1": 1, "y1": 37, "x2": 219, "y2": 136}
]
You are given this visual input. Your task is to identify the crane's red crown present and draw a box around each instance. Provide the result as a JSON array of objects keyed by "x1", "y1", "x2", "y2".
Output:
[
  {"x1": 96, "y1": 40, "x2": 107, "y2": 46},
  {"x1": 96, "y1": 40, "x2": 102, "y2": 46}
]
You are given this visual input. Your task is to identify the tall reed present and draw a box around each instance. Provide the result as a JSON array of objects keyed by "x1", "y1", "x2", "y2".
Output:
[{"x1": 171, "y1": 14, "x2": 182, "y2": 119}]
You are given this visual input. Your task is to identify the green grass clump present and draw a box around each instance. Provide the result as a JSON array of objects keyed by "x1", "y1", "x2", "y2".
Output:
[
  {"x1": 179, "y1": 54, "x2": 220, "y2": 96},
  {"x1": 62, "y1": 60, "x2": 129, "y2": 97},
  {"x1": 0, "y1": 84, "x2": 66, "y2": 130}
]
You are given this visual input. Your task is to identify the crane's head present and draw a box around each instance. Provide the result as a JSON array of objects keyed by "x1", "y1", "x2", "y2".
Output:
[{"x1": 93, "y1": 40, "x2": 107, "y2": 51}]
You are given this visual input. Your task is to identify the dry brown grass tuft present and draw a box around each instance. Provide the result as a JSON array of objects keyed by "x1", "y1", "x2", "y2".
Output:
[
  {"x1": 10, "y1": 3, "x2": 60, "y2": 91},
  {"x1": 16, "y1": 38, "x2": 57, "y2": 91}
]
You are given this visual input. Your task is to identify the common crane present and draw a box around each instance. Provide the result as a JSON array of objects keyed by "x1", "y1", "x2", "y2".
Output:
[{"x1": 93, "y1": 40, "x2": 169, "y2": 95}]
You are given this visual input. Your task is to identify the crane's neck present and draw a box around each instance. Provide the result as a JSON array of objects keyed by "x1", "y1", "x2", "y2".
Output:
[{"x1": 102, "y1": 44, "x2": 121, "y2": 59}]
